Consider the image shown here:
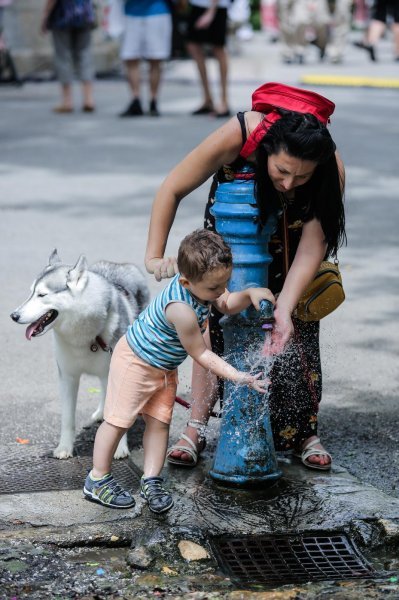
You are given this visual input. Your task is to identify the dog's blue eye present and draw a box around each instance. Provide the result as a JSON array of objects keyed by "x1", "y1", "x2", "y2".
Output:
[{"x1": 37, "y1": 293, "x2": 47, "y2": 298}]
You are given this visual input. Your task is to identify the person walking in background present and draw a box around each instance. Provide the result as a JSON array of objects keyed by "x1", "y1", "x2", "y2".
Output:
[
  {"x1": 41, "y1": 0, "x2": 96, "y2": 113},
  {"x1": 354, "y1": 0, "x2": 399, "y2": 61},
  {"x1": 119, "y1": 0, "x2": 172, "y2": 117},
  {"x1": 291, "y1": 0, "x2": 331, "y2": 63},
  {"x1": 326, "y1": 0, "x2": 353, "y2": 64},
  {"x1": 186, "y1": 0, "x2": 230, "y2": 117},
  {"x1": 277, "y1": 0, "x2": 331, "y2": 64}
]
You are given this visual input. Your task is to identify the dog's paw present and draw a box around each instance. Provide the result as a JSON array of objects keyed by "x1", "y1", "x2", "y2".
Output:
[
  {"x1": 53, "y1": 445, "x2": 74, "y2": 459},
  {"x1": 90, "y1": 407, "x2": 104, "y2": 423}
]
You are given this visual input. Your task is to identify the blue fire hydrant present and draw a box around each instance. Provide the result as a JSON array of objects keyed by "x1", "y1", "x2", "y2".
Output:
[{"x1": 209, "y1": 169, "x2": 282, "y2": 485}]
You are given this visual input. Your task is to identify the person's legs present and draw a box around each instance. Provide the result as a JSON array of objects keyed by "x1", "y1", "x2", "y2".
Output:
[
  {"x1": 52, "y1": 29, "x2": 74, "y2": 111},
  {"x1": 269, "y1": 320, "x2": 331, "y2": 468},
  {"x1": 212, "y1": 45, "x2": 229, "y2": 115},
  {"x1": 140, "y1": 382, "x2": 176, "y2": 513},
  {"x1": 92, "y1": 421, "x2": 127, "y2": 478},
  {"x1": 186, "y1": 41, "x2": 214, "y2": 112},
  {"x1": 119, "y1": 59, "x2": 144, "y2": 116},
  {"x1": 119, "y1": 15, "x2": 144, "y2": 116},
  {"x1": 84, "y1": 420, "x2": 135, "y2": 508},
  {"x1": 142, "y1": 414, "x2": 170, "y2": 476},
  {"x1": 73, "y1": 27, "x2": 95, "y2": 110},
  {"x1": 125, "y1": 58, "x2": 141, "y2": 99},
  {"x1": 148, "y1": 59, "x2": 161, "y2": 115},
  {"x1": 367, "y1": 18, "x2": 386, "y2": 45}
]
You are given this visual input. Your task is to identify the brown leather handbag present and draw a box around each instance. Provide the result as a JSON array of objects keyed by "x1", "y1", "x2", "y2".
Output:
[{"x1": 282, "y1": 210, "x2": 345, "y2": 322}]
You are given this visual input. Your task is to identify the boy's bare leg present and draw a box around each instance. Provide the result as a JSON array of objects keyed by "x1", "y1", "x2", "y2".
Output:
[
  {"x1": 142, "y1": 414, "x2": 170, "y2": 476},
  {"x1": 92, "y1": 421, "x2": 128, "y2": 478}
]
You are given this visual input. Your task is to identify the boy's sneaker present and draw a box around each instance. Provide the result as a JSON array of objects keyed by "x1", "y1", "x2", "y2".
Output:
[
  {"x1": 83, "y1": 472, "x2": 135, "y2": 509},
  {"x1": 119, "y1": 98, "x2": 144, "y2": 117},
  {"x1": 140, "y1": 476, "x2": 174, "y2": 514}
]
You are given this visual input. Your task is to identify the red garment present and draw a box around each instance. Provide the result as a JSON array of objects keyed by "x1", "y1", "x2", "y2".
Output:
[{"x1": 239, "y1": 82, "x2": 335, "y2": 159}]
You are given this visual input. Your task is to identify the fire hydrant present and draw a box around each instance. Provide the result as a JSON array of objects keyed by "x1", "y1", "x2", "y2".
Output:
[{"x1": 209, "y1": 169, "x2": 282, "y2": 485}]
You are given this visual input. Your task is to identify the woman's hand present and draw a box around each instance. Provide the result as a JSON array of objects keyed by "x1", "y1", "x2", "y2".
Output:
[
  {"x1": 146, "y1": 257, "x2": 178, "y2": 281},
  {"x1": 268, "y1": 306, "x2": 294, "y2": 355},
  {"x1": 195, "y1": 7, "x2": 216, "y2": 29}
]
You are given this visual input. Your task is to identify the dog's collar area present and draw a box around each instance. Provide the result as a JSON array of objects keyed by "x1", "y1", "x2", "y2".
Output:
[{"x1": 91, "y1": 336, "x2": 113, "y2": 354}]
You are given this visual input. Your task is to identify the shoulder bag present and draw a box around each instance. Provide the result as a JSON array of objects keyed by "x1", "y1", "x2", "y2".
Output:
[{"x1": 282, "y1": 209, "x2": 345, "y2": 322}]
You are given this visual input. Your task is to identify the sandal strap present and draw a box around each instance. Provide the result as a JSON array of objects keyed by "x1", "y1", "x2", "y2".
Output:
[
  {"x1": 301, "y1": 437, "x2": 332, "y2": 462},
  {"x1": 187, "y1": 419, "x2": 207, "y2": 440},
  {"x1": 302, "y1": 437, "x2": 321, "y2": 451}
]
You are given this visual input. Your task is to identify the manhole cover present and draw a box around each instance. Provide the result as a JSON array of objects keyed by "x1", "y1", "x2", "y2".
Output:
[
  {"x1": 211, "y1": 533, "x2": 374, "y2": 586},
  {"x1": 0, "y1": 424, "x2": 143, "y2": 495}
]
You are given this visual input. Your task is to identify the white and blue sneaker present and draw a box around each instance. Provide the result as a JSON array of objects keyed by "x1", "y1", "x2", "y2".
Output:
[
  {"x1": 83, "y1": 472, "x2": 135, "y2": 509},
  {"x1": 140, "y1": 476, "x2": 174, "y2": 514}
]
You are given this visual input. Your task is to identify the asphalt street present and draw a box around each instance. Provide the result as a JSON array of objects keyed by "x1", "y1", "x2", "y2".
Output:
[{"x1": 1, "y1": 31, "x2": 398, "y2": 501}]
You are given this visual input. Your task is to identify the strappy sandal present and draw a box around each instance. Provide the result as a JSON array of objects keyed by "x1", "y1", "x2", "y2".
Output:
[
  {"x1": 166, "y1": 419, "x2": 207, "y2": 467},
  {"x1": 293, "y1": 437, "x2": 332, "y2": 471}
]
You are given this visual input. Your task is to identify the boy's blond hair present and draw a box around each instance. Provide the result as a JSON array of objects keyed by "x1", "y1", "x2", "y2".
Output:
[{"x1": 177, "y1": 229, "x2": 232, "y2": 282}]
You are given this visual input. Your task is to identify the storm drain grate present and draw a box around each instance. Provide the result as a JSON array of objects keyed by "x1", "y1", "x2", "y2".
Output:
[
  {"x1": 0, "y1": 446, "x2": 142, "y2": 495},
  {"x1": 211, "y1": 533, "x2": 374, "y2": 586}
]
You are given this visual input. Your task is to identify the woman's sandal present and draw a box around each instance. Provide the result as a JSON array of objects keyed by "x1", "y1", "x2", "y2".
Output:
[
  {"x1": 166, "y1": 419, "x2": 207, "y2": 467},
  {"x1": 293, "y1": 437, "x2": 332, "y2": 471}
]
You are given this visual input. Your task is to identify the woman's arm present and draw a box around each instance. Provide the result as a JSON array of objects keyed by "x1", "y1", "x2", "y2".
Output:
[
  {"x1": 41, "y1": 0, "x2": 57, "y2": 33},
  {"x1": 145, "y1": 117, "x2": 244, "y2": 280},
  {"x1": 270, "y1": 218, "x2": 327, "y2": 354}
]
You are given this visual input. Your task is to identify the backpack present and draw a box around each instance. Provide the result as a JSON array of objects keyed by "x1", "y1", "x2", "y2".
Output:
[
  {"x1": 239, "y1": 82, "x2": 335, "y2": 159},
  {"x1": 47, "y1": 0, "x2": 96, "y2": 30}
]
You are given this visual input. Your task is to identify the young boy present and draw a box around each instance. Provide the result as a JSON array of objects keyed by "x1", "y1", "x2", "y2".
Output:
[{"x1": 83, "y1": 229, "x2": 274, "y2": 514}]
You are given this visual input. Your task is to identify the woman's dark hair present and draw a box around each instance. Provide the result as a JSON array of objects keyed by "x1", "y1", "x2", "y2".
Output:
[{"x1": 255, "y1": 110, "x2": 346, "y2": 257}]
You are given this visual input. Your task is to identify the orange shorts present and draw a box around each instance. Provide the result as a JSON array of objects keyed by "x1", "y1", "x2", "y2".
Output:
[{"x1": 103, "y1": 335, "x2": 178, "y2": 428}]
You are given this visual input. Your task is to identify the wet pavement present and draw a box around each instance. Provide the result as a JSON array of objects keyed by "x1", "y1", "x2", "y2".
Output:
[{"x1": 1, "y1": 30, "x2": 399, "y2": 599}]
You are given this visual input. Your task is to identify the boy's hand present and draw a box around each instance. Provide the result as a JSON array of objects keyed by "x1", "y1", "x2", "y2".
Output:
[
  {"x1": 238, "y1": 372, "x2": 269, "y2": 393},
  {"x1": 146, "y1": 257, "x2": 178, "y2": 281},
  {"x1": 248, "y1": 288, "x2": 275, "y2": 310}
]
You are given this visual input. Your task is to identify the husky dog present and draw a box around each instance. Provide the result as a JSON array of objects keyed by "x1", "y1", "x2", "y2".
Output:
[{"x1": 10, "y1": 250, "x2": 150, "y2": 459}]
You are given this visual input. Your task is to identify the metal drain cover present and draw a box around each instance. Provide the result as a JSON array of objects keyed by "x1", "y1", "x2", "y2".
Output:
[
  {"x1": 211, "y1": 533, "x2": 374, "y2": 585},
  {"x1": 0, "y1": 423, "x2": 143, "y2": 495}
]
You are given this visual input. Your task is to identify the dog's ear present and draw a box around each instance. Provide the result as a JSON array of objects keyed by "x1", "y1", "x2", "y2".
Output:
[
  {"x1": 67, "y1": 255, "x2": 88, "y2": 292},
  {"x1": 49, "y1": 249, "x2": 62, "y2": 265}
]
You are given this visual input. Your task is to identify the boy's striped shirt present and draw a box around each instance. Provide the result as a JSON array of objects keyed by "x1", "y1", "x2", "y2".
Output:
[{"x1": 126, "y1": 274, "x2": 210, "y2": 370}]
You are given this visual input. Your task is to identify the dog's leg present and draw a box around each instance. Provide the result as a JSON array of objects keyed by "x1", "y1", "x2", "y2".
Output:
[
  {"x1": 54, "y1": 373, "x2": 79, "y2": 459},
  {"x1": 114, "y1": 432, "x2": 130, "y2": 459}
]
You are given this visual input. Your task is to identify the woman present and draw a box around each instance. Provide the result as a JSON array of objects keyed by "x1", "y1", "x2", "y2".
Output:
[
  {"x1": 41, "y1": 0, "x2": 96, "y2": 113},
  {"x1": 145, "y1": 83, "x2": 346, "y2": 471}
]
